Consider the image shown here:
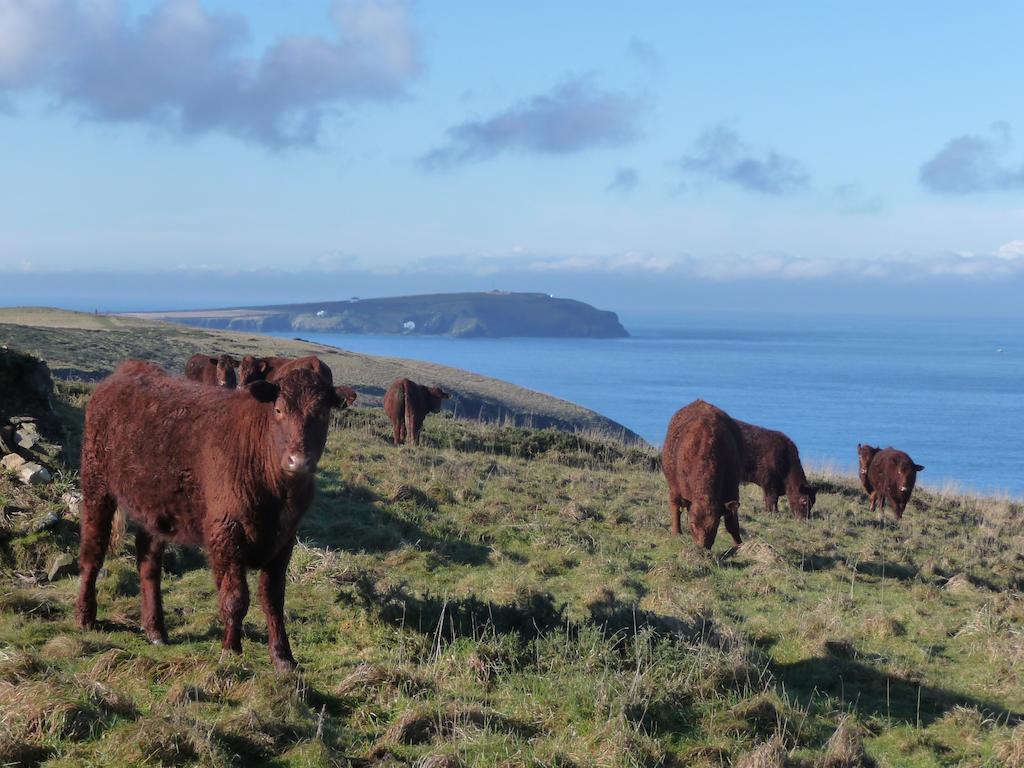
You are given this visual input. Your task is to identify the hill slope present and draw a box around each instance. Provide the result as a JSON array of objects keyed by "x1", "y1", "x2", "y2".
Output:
[
  {"x1": 1, "y1": 382, "x2": 1021, "y2": 767},
  {"x1": 125, "y1": 291, "x2": 630, "y2": 338},
  {"x1": 0, "y1": 308, "x2": 640, "y2": 441}
]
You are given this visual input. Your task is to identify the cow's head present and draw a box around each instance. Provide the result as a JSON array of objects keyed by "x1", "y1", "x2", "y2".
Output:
[
  {"x1": 249, "y1": 368, "x2": 347, "y2": 476},
  {"x1": 212, "y1": 355, "x2": 239, "y2": 388},
  {"x1": 788, "y1": 483, "x2": 817, "y2": 520},
  {"x1": 335, "y1": 386, "x2": 358, "y2": 409},
  {"x1": 857, "y1": 444, "x2": 879, "y2": 478},
  {"x1": 239, "y1": 355, "x2": 271, "y2": 386},
  {"x1": 688, "y1": 499, "x2": 737, "y2": 549},
  {"x1": 891, "y1": 453, "x2": 924, "y2": 496},
  {"x1": 425, "y1": 386, "x2": 451, "y2": 413}
]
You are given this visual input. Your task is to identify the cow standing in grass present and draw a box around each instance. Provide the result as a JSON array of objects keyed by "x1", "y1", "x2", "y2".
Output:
[
  {"x1": 736, "y1": 420, "x2": 816, "y2": 519},
  {"x1": 76, "y1": 360, "x2": 347, "y2": 672},
  {"x1": 662, "y1": 399, "x2": 745, "y2": 549},
  {"x1": 184, "y1": 353, "x2": 239, "y2": 388},
  {"x1": 860, "y1": 446, "x2": 924, "y2": 519},
  {"x1": 384, "y1": 378, "x2": 451, "y2": 445}
]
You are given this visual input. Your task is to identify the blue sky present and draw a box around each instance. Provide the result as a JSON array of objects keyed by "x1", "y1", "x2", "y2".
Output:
[{"x1": 1, "y1": 0, "x2": 1023, "y2": 313}]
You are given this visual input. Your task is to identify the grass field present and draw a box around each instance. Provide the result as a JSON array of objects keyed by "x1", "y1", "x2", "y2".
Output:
[
  {"x1": 1, "y1": 379, "x2": 1021, "y2": 767},
  {"x1": 0, "y1": 308, "x2": 639, "y2": 441}
]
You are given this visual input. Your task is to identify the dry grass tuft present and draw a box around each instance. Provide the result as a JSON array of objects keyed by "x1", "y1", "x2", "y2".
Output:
[
  {"x1": 943, "y1": 573, "x2": 977, "y2": 595},
  {"x1": 817, "y1": 714, "x2": 875, "y2": 768},
  {"x1": 416, "y1": 755, "x2": 461, "y2": 768},
  {"x1": 735, "y1": 733, "x2": 789, "y2": 768},
  {"x1": 996, "y1": 724, "x2": 1024, "y2": 768}
]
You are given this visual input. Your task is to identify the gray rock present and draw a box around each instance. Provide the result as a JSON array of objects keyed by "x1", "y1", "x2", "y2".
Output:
[
  {"x1": 47, "y1": 553, "x2": 77, "y2": 581},
  {"x1": 62, "y1": 491, "x2": 83, "y2": 517},
  {"x1": 2, "y1": 453, "x2": 26, "y2": 471},
  {"x1": 33, "y1": 511, "x2": 62, "y2": 532},
  {"x1": 18, "y1": 462, "x2": 52, "y2": 485},
  {"x1": 14, "y1": 424, "x2": 39, "y2": 450},
  {"x1": 8, "y1": 415, "x2": 38, "y2": 425}
]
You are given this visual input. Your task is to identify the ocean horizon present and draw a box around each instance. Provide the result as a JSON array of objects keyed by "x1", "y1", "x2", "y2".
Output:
[{"x1": 266, "y1": 312, "x2": 1022, "y2": 499}]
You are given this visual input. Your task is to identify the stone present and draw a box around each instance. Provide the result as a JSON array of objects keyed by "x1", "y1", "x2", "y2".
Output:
[
  {"x1": 17, "y1": 462, "x2": 51, "y2": 485},
  {"x1": 62, "y1": 491, "x2": 83, "y2": 517},
  {"x1": 47, "y1": 553, "x2": 77, "y2": 582},
  {"x1": 8, "y1": 415, "x2": 38, "y2": 425},
  {"x1": 14, "y1": 425, "x2": 39, "y2": 450},
  {"x1": 33, "y1": 511, "x2": 62, "y2": 532},
  {"x1": 2, "y1": 453, "x2": 26, "y2": 471}
]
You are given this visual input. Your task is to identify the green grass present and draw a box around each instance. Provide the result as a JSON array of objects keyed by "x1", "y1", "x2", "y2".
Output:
[{"x1": 1, "y1": 388, "x2": 1022, "y2": 767}]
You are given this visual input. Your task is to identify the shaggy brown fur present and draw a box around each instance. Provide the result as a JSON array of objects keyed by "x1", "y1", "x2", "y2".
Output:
[
  {"x1": 240, "y1": 355, "x2": 356, "y2": 408},
  {"x1": 383, "y1": 378, "x2": 451, "y2": 445},
  {"x1": 76, "y1": 360, "x2": 346, "y2": 672},
  {"x1": 183, "y1": 353, "x2": 238, "y2": 388},
  {"x1": 857, "y1": 444, "x2": 879, "y2": 495},
  {"x1": 863, "y1": 446, "x2": 924, "y2": 519},
  {"x1": 662, "y1": 399, "x2": 745, "y2": 549},
  {"x1": 736, "y1": 420, "x2": 816, "y2": 519}
]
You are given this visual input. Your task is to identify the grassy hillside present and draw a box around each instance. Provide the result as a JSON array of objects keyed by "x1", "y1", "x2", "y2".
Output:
[
  {"x1": 0, "y1": 308, "x2": 639, "y2": 441},
  {"x1": 1, "y1": 382, "x2": 1021, "y2": 767},
  {"x1": 126, "y1": 292, "x2": 630, "y2": 339}
]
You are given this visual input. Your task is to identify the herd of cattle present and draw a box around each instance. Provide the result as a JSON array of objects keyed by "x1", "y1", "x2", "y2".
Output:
[{"x1": 73, "y1": 352, "x2": 924, "y2": 669}]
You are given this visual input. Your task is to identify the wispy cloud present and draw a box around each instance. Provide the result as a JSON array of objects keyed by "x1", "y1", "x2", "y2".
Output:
[
  {"x1": 606, "y1": 167, "x2": 638, "y2": 193},
  {"x1": 626, "y1": 37, "x2": 663, "y2": 75},
  {"x1": 418, "y1": 76, "x2": 646, "y2": 170},
  {"x1": 832, "y1": 183, "x2": 883, "y2": 215},
  {"x1": 919, "y1": 122, "x2": 1024, "y2": 194},
  {"x1": 0, "y1": 0, "x2": 420, "y2": 148},
  {"x1": 678, "y1": 123, "x2": 809, "y2": 195}
]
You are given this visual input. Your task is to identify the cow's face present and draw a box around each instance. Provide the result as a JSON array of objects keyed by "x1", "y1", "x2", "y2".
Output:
[
  {"x1": 335, "y1": 386, "x2": 358, "y2": 409},
  {"x1": 857, "y1": 444, "x2": 878, "y2": 479},
  {"x1": 789, "y1": 483, "x2": 817, "y2": 520},
  {"x1": 688, "y1": 504, "x2": 722, "y2": 549},
  {"x1": 250, "y1": 369, "x2": 344, "y2": 476},
  {"x1": 239, "y1": 355, "x2": 270, "y2": 386},
  {"x1": 426, "y1": 386, "x2": 451, "y2": 413},
  {"x1": 893, "y1": 455, "x2": 924, "y2": 496},
  {"x1": 214, "y1": 355, "x2": 238, "y2": 388}
]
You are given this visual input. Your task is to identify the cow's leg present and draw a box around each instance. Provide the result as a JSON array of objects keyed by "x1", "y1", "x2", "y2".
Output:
[
  {"x1": 893, "y1": 499, "x2": 905, "y2": 520},
  {"x1": 868, "y1": 491, "x2": 878, "y2": 512},
  {"x1": 724, "y1": 507, "x2": 743, "y2": 547},
  {"x1": 136, "y1": 528, "x2": 168, "y2": 644},
  {"x1": 764, "y1": 490, "x2": 779, "y2": 513},
  {"x1": 258, "y1": 543, "x2": 297, "y2": 674},
  {"x1": 392, "y1": 415, "x2": 403, "y2": 445},
  {"x1": 406, "y1": 407, "x2": 419, "y2": 446},
  {"x1": 669, "y1": 495, "x2": 682, "y2": 535},
  {"x1": 209, "y1": 542, "x2": 249, "y2": 656},
  {"x1": 76, "y1": 490, "x2": 117, "y2": 630}
]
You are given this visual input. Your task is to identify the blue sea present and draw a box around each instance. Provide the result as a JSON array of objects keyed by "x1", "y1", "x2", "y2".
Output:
[{"x1": 269, "y1": 313, "x2": 1024, "y2": 498}]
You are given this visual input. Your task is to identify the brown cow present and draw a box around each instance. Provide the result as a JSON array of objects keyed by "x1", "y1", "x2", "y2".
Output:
[
  {"x1": 662, "y1": 399, "x2": 744, "y2": 549},
  {"x1": 184, "y1": 353, "x2": 238, "y2": 388},
  {"x1": 240, "y1": 355, "x2": 357, "y2": 408},
  {"x1": 76, "y1": 360, "x2": 346, "y2": 672},
  {"x1": 383, "y1": 378, "x2": 450, "y2": 445},
  {"x1": 736, "y1": 420, "x2": 816, "y2": 519},
  {"x1": 857, "y1": 444, "x2": 879, "y2": 495},
  {"x1": 861, "y1": 446, "x2": 924, "y2": 519}
]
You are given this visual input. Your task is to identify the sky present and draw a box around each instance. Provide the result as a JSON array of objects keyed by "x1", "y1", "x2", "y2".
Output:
[{"x1": 1, "y1": 0, "x2": 1024, "y2": 315}]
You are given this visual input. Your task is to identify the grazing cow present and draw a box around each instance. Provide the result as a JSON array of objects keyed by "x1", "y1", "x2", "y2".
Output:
[
  {"x1": 736, "y1": 420, "x2": 816, "y2": 519},
  {"x1": 240, "y1": 355, "x2": 357, "y2": 409},
  {"x1": 862, "y1": 446, "x2": 924, "y2": 519},
  {"x1": 857, "y1": 444, "x2": 880, "y2": 495},
  {"x1": 383, "y1": 378, "x2": 451, "y2": 445},
  {"x1": 76, "y1": 360, "x2": 347, "y2": 672},
  {"x1": 662, "y1": 399, "x2": 745, "y2": 549},
  {"x1": 184, "y1": 353, "x2": 239, "y2": 388}
]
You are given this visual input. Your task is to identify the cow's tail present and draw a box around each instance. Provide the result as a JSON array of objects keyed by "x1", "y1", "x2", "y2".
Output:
[{"x1": 108, "y1": 506, "x2": 127, "y2": 553}]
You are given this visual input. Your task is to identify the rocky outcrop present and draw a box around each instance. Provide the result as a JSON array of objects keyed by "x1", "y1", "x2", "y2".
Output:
[{"x1": 0, "y1": 348, "x2": 62, "y2": 485}]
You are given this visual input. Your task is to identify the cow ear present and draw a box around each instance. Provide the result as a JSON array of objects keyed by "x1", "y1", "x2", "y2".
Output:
[
  {"x1": 209, "y1": 357, "x2": 219, "y2": 365},
  {"x1": 725, "y1": 500, "x2": 740, "y2": 513},
  {"x1": 441, "y1": 390, "x2": 451, "y2": 400},
  {"x1": 248, "y1": 381, "x2": 280, "y2": 403},
  {"x1": 338, "y1": 387, "x2": 357, "y2": 406},
  {"x1": 913, "y1": 464, "x2": 925, "y2": 472},
  {"x1": 258, "y1": 360, "x2": 269, "y2": 373}
]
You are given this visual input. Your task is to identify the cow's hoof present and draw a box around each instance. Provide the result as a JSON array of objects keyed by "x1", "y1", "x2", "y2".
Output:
[{"x1": 273, "y1": 657, "x2": 298, "y2": 675}]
